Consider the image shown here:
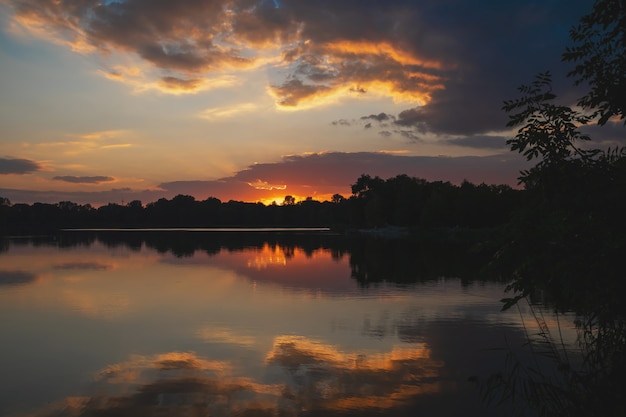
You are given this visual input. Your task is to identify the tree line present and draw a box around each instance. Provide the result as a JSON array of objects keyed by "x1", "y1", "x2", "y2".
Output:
[{"x1": 0, "y1": 176, "x2": 522, "y2": 235}]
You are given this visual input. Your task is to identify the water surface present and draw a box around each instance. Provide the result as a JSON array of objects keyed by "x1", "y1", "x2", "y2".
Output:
[{"x1": 0, "y1": 231, "x2": 575, "y2": 416}]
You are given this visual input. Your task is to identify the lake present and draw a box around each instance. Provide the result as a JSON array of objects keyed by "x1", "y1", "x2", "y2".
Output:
[{"x1": 0, "y1": 230, "x2": 577, "y2": 417}]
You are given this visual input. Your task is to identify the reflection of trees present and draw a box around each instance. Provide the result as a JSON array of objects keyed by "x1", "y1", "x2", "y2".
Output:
[
  {"x1": 348, "y1": 238, "x2": 493, "y2": 285},
  {"x1": 97, "y1": 231, "x2": 351, "y2": 260},
  {"x1": 9, "y1": 231, "x2": 498, "y2": 287},
  {"x1": 4, "y1": 231, "x2": 499, "y2": 286}
]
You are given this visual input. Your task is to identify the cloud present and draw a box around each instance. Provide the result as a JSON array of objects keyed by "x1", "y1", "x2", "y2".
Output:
[
  {"x1": 397, "y1": 130, "x2": 421, "y2": 142},
  {"x1": 199, "y1": 102, "x2": 259, "y2": 120},
  {"x1": 159, "y1": 76, "x2": 204, "y2": 92},
  {"x1": 4, "y1": 0, "x2": 257, "y2": 85},
  {"x1": 52, "y1": 175, "x2": 115, "y2": 184},
  {"x1": 0, "y1": 157, "x2": 42, "y2": 174},
  {"x1": 331, "y1": 119, "x2": 351, "y2": 126},
  {"x1": 270, "y1": 40, "x2": 445, "y2": 108},
  {"x1": 2, "y1": 0, "x2": 443, "y2": 108},
  {"x1": 75, "y1": 130, "x2": 127, "y2": 141},
  {"x1": 3, "y1": 0, "x2": 593, "y2": 130},
  {"x1": 445, "y1": 135, "x2": 509, "y2": 150},
  {"x1": 580, "y1": 121, "x2": 626, "y2": 147},
  {"x1": 270, "y1": 78, "x2": 333, "y2": 107},
  {"x1": 361, "y1": 113, "x2": 394, "y2": 123},
  {"x1": 247, "y1": 179, "x2": 287, "y2": 191}
]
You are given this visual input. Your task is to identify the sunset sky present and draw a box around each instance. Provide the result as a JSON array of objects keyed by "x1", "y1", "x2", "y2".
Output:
[{"x1": 0, "y1": 0, "x2": 613, "y2": 206}]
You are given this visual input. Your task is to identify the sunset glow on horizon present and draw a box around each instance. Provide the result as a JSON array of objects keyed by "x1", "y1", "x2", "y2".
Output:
[{"x1": 0, "y1": 0, "x2": 606, "y2": 207}]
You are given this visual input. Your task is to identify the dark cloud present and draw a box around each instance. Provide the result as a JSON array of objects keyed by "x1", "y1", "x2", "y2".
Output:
[
  {"x1": 361, "y1": 113, "x2": 394, "y2": 123},
  {"x1": 331, "y1": 119, "x2": 352, "y2": 126},
  {"x1": 52, "y1": 175, "x2": 115, "y2": 184},
  {"x1": 397, "y1": 130, "x2": 421, "y2": 142},
  {"x1": 580, "y1": 122, "x2": 626, "y2": 147},
  {"x1": 161, "y1": 151, "x2": 529, "y2": 199},
  {"x1": 333, "y1": 114, "x2": 396, "y2": 130},
  {"x1": 445, "y1": 135, "x2": 509, "y2": 150},
  {"x1": 271, "y1": 79, "x2": 331, "y2": 107},
  {"x1": 0, "y1": 157, "x2": 42, "y2": 174},
  {"x1": 361, "y1": 0, "x2": 594, "y2": 136}
]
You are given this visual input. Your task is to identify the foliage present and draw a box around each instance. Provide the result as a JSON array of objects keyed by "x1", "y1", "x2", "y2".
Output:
[
  {"x1": 489, "y1": 1, "x2": 626, "y2": 415},
  {"x1": 481, "y1": 300, "x2": 626, "y2": 417},
  {"x1": 563, "y1": 0, "x2": 626, "y2": 125},
  {"x1": 349, "y1": 173, "x2": 520, "y2": 230},
  {"x1": 502, "y1": 71, "x2": 595, "y2": 180}
]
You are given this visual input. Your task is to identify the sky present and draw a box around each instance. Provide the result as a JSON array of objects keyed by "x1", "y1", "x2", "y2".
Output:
[{"x1": 0, "y1": 0, "x2": 614, "y2": 206}]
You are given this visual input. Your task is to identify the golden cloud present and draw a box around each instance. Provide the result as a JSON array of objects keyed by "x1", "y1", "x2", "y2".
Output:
[
  {"x1": 3, "y1": 0, "x2": 447, "y2": 106},
  {"x1": 199, "y1": 102, "x2": 259, "y2": 120},
  {"x1": 270, "y1": 39, "x2": 445, "y2": 108},
  {"x1": 246, "y1": 179, "x2": 287, "y2": 190},
  {"x1": 323, "y1": 40, "x2": 443, "y2": 69}
]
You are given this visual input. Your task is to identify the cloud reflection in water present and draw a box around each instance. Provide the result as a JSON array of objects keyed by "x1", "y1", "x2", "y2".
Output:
[{"x1": 26, "y1": 334, "x2": 442, "y2": 417}]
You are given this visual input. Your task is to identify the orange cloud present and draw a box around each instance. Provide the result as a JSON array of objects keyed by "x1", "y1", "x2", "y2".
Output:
[
  {"x1": 3, "y1": 0, "x2": 447, "y2": 106},
  {"x1": 271, "y1": 38, "x2": 445, "y2": 108},
  {"x1": 26, "y1": 336, "x2": 446, "y2": 417},
  {"x1": 323, "y1": 40, "x2": 443, "y2": 69},
  {"x1": 265, "y1": 335, "x2": 445, "y2": 412},
  {"x1": 158, "y1": 76, "x2": 204, "y2": 91},
  {"x1": 265, "y1": 335, "x2": 435, "y2": 371}
]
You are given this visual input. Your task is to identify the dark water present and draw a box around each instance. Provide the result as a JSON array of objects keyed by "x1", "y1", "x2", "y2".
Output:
[{"x1": 0, "y1": 231, "x2": 576, "y2": 417}]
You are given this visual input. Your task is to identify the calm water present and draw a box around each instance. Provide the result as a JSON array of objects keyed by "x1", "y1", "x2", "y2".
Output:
[{"x1": 0, "y1": 231, "x2": 576, "y2": 417}]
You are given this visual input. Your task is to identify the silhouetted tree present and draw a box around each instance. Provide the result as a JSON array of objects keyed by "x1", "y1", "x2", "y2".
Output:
[
  {"x1": 331, "y1": 193, "x2": 344, "y2": 204},
  {"x1": 488, "y1": 2, "x2": 626, "y2": 415},
  {"x1": 563, "y1": 0, "x2": 626, "y2": 125}
]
